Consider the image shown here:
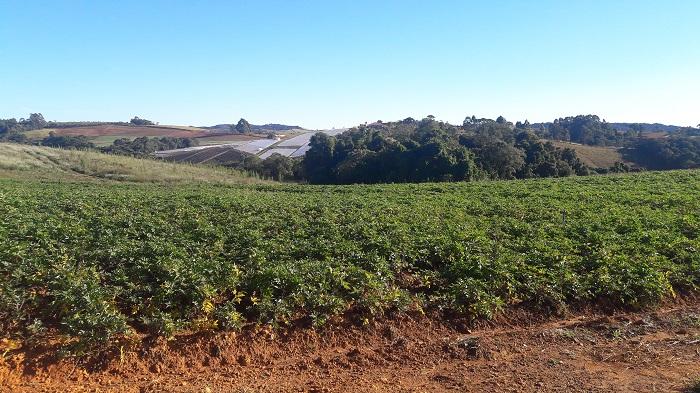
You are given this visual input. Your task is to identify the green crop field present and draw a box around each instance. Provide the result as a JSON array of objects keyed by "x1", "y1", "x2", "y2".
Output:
[{"x1": 1, "y1": 170, "x2": 698, "y2": 352}]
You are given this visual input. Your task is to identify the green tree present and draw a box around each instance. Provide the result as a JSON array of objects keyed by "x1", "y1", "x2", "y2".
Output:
[
  {"x1": 235, "y1": 118, "x2": 252, "y2": 134},
  {"x1": 41, "y1": 133, "x2": 95, "y2": 149},
  {"x1": 261, "y1": 154, "x2": 297, "y2": 181},
  {"x1": 0, "y1": 118, "x2": 18, "y2": 134},
  {"x1": 304, "y1": 133, "x2": 337, "y2": 183},
  {"x1": 28, "y1": 113, "x2": 47, "y2": 129},
  {"x1": 130, "y1": 116, "x2": 154, "y2": 126}
]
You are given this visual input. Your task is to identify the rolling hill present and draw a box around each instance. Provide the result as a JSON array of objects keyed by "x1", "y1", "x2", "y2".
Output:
[
  {"x1": 548, "y1": 140, "x2": 627, "y2": 168},
  {"x1": 532, "y1": 121, "x2": 692, "y2": 135},
  {"x1": 206, "y1": 123, "x2": 305, "y2": 133},
  {"x1": 0, "y1": 143, "x2": 263, "y2": 184}
]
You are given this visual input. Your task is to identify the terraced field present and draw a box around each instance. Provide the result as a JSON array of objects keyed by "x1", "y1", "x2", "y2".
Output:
[{"x1": 158, "y1": 129, "x2": 348, "y2": 164}]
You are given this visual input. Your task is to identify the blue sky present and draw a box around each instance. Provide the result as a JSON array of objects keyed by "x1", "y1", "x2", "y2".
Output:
[{"x1": 1, "y1": 0, "x2": 698, "y2": 129}]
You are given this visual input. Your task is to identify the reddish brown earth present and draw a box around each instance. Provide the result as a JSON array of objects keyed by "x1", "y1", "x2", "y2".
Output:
[
  {"x1": 2, "y1": 302, "x2": 699, "y2": 393},
  {"x1": 52, "y1": 125, "x2": 211, "y2": 138}
]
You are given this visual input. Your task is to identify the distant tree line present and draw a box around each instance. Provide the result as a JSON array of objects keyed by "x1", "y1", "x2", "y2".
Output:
[
  {"x1": 0, "y1": 113, "x2": 154, "y2": 136},
  {"x1": 531, "y1": 115, "x2": 633, "y2": 146},
  {"x1": 0, "y1": 113, "x2": 47, "y2": 135},
  {"x1": 204, "y1": 149, "x2": 302, "y2": 182},
  {"x1": 103, "y1": 136, "x2": 197, "y2": 157},
  {"x1": 301, "y1": 117, "x2": 588, "y2": 184},
  {"x1": 36, "y1": 134, "x2": 199, "y2": 156},
  {"x1": 129, "y1": 116, "x2": 155, "y2": 126},
  {"x1": 624, "y1": 137, "x2": 700, "y2": 170},
  {"x1": 238, "y1": 153, "x2": 302, "y2": 181},
  {"x1": 47, "y1": 121, "x2": 130, "y2": 128},
  {"x1": 41, "y1": 133, "x2": 96, "y2": 149},
  {"x1": 526, "y1": 114, "x2": 700, "y2": 170},
  {"x1": 3, "y1": 112, "x2": 700, "y2": 182},
  {"x1": 215, "y1": 118, "x2": 299, "y2": 134}
]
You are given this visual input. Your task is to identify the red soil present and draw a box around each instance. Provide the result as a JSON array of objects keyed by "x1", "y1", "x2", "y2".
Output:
[
  {"x1": 52, "y1": 125, "x2": 211, "y2": 138},
  {"x1": 2, "y1": 302, "x2": 699, "y2": 393}
]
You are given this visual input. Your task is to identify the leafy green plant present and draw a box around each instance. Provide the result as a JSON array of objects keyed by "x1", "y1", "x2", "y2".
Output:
[{"x1": 0, "y1": 169, "x2": 698, "y2": 351}]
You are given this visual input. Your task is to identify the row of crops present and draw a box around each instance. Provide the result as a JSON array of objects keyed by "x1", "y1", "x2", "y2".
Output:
[{"x1": 1, "y1": 171, "x2": 699, "y2": 351}]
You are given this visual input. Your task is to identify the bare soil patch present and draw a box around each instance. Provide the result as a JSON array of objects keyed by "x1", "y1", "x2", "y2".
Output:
[
  {"x1": 2, "y1": 302, "x2": 699, "y2": 392},
  {"x1": 50, "y1": 125, "x2": 210, "y2": 138}
]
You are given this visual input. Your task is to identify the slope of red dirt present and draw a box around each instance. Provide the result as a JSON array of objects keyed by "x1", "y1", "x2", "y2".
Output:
[
  {"x1": 2, "y1": 302, "x2": 699, "y2": 393},
  {"x1": 49, "y1": 125, "x2": 211, "y2": 138}
]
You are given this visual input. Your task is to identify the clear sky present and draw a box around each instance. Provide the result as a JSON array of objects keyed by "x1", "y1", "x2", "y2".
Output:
[{"x1": 1, "y1": 0, "x2": 698, "y2": 129}]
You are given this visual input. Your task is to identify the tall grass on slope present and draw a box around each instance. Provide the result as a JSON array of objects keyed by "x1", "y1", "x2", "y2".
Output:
[{"x1": 0, "y1": 143, "x2": 263, "y2": 184}]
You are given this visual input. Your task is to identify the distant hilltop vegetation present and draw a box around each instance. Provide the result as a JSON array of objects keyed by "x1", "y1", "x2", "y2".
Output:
[
  {"x1": 1, "y1": 113, "x2": 698, "y2": 183},
  {"x1": 206, "y1": 123, "x2": 305, "y2": 133},
  {"x1": 531, "y1": 121, "x2": 691, "y2": 134}
]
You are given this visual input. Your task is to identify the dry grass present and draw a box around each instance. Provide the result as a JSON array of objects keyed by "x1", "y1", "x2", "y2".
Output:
[
  {"x1": 548, "y1": 140, "x2": 626, "y2": 168},
  {"x1": 0, "y1": 143, "x2": 266, "y2": 185},
  {"x1": 22, "y1": 128, "x2": 55, "y2": 139}
]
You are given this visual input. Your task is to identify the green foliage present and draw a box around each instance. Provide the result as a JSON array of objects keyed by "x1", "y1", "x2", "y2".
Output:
[
  {"x1": 537, "y1": 115, "x2": 625, "y2": 146},
  {"x1": 223, "y1": 153, "x2": 302, "y2": 182},
  {"x1": 102, "y1": 136, "x2": 198, "y2": 157},
  {"x1": 235, "y1": 118, "x2": 252, "y2": 134},
  {"x1": 625, "y1": 137, "x2": 700, "y2": 170},
  {"x1": 129, "y1": 116, "x2": 155, "y2": 126},
  {"x1": 41, "y1": 133, "x2": 95, "y2": 149},
  {"x1": 0, "y1": 170, "x2": 699, "y2": 351},
  {"x1": 0, "y1": 113, "x2": 47, "y2": 134},
  {"x1": 0, "y1": 132, "x2": 28, "y2": 143},
  {"x1": 0, "y1": 118, "x2": 19, "y2": 134},
  {"x1": 303, "y1": 118, "x2": 483, "y2": 184},
  {"x1": 46, "y1": 121, "x2": 129, "y2": 128},
  {"x1": 303, "y1": 117, "x2": 588, "y2": 184}
]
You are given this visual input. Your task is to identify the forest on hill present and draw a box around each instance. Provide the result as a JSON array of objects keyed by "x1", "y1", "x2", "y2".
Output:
[
  {"x1": 299, "y1": 116, "x2": 700, "y2": 184},
  {"x1": 302, "y1": 117, "x2": 589, "y2": 184},
  {"x1": 1, "y1": 113, "x2": 699, "y2": 184}
]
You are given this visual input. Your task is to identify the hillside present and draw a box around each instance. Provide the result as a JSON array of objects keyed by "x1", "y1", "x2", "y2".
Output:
[
  {"x1": 22, "y1": 124, "x2": 212, "y2": 147},
  {"x1": 548, "y1": 140, "x2": 626, "y2": 168},
  {"x1": 610, "y1": 122, "x2": 690, "y2": 133},
  {"x1": 0, "y1": 143, "x2": 263, "y2": 184},
  {"x1": 20, "y1": 123, "x2": 301, "y2": 149},
  {"x1": 207, "y1": 123, "x2": 305, "y2": 133},
  {"x1": 532, "y1": 121, "x2": 689, "y2": 134}
]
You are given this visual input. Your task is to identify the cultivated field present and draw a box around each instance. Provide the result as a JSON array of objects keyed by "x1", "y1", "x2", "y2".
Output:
[
  {"x1": 22, "y1": 124, "x2": 344, "y2": 160},
  {"x1": 0, "y1": 168, "x2": 699, "y2": 391},
  {"x1": 194, "y1": 133, "x2": 262, "y2": 145},
  {"x1": 1, "y1": 170, "x2": 698, "y2": 344},
  {"x1": 23, "y1": 125, "x2": 212, "y2": 146}
]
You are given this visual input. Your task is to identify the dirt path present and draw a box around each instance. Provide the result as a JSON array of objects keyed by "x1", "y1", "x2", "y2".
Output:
[{"x1": 2, "y1": 302, "x2": 699, "y2": 392}]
